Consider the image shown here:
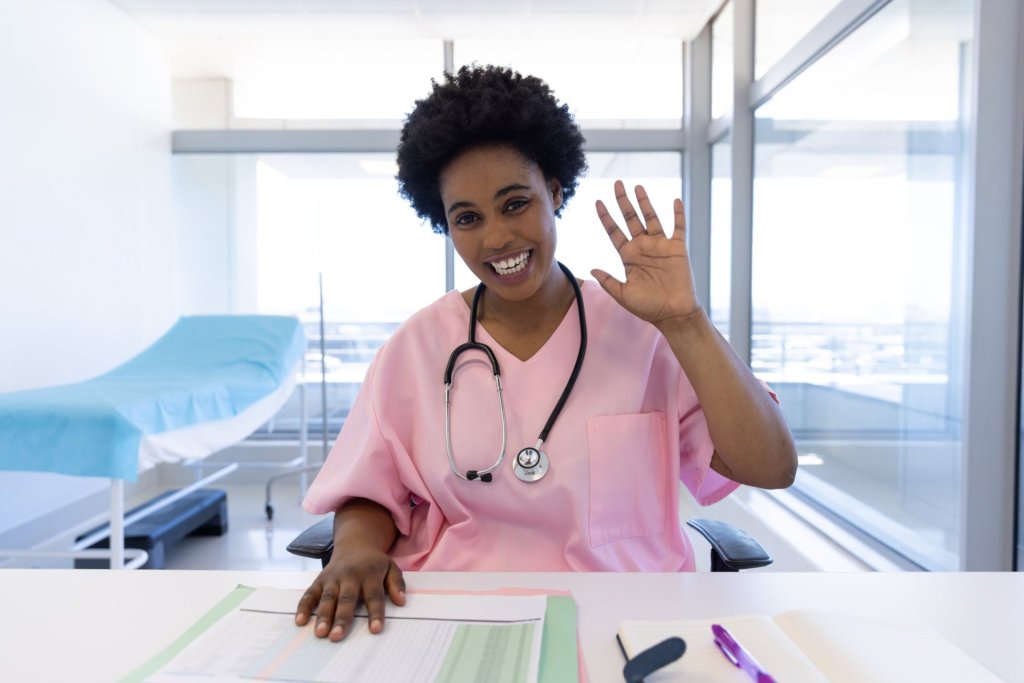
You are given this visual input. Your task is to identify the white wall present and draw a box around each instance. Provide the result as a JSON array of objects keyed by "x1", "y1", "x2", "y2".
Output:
[
  {"x1": 0, "y1": 0, "x2": 174, "y2": 392},
  {"x1": 0, "y1": 0, "x2": 174, "y2": 535}
]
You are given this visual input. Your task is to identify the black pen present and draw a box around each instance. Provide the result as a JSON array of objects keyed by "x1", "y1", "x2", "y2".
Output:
[{"x1": 618, "y1": 635, "x2": 686, "y2": 683}]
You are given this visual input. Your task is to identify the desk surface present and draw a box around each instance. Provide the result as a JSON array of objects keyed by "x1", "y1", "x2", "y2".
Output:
[{"x1": 2, "y1": 569, "x2": 1021, "y2": 682}]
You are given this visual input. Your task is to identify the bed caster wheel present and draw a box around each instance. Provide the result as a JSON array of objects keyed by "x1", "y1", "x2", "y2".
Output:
[{"x1": 265, "y1": 503, "x2": 274, "y2": 520}]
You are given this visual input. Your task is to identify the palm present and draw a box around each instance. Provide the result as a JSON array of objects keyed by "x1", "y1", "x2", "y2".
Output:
[{"x1": 592, "y1": 181, "x2": 700, "y2": 327}]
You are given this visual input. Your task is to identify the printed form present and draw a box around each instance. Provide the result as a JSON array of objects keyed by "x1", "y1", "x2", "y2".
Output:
[{"x1": 139, "y1": 588, "x2": 547, "y2": 683}]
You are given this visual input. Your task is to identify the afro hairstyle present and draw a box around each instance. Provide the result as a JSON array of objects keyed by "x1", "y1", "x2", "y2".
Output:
[{"x1": 396, "y1": 64, "x2": 588, "y2": 234}]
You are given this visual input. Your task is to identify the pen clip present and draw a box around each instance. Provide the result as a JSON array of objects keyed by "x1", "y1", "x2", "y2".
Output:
[
  {"x1": 712, "y1": 623, "x2": 740, "y2": 665},
  {"x1": 714, "y1": 634, "x2": 740, "y2": 666}
]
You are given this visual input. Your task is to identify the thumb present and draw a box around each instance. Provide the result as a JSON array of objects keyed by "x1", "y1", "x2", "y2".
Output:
[
  {"x1": 385, "y1": 561, "x2": 407, "y2": 606},
  {"x1": 591, "y1": 269, "x2": 625, "y2": 306}
]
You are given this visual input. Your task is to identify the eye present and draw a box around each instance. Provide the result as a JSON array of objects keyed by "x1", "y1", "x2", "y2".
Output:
[
  {"x1": 453, "y1": 212, "x2": 479, "y2": 228},
  {"x1": 504, "y1": 198, "x2": 529, "y2": 213}
]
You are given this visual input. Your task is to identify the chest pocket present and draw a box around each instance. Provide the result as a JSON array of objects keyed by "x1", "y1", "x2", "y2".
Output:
[{"x1": 586, "y1": 412, "x2": 671, "y2": 546}]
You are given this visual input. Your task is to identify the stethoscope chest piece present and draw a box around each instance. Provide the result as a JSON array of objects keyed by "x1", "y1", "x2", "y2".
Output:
[{"x1": 513, "y1": 446, "x2": 549, "y2": 483}]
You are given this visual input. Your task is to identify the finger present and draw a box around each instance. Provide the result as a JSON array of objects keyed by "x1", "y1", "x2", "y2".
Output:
[
  {"x1": 362, "y1": 576, "x2": 389, "y2": 635},
  {"x1": 670, "y1": 198, "x2": 686, "y2": 242},
  {"x1": 635, "y1": 185, "x2": 665, "y2": 236},
  {"x1": 327, "y1": 583, "x2": 360, "y2": 642},
  {"x1": 295, "y1": 582, "x2": 322, "y2": 626},
  {"x1": 312, "y1": 579, "x2": 339, "y2": 638},
  {"x1": 595, "y1": 200, "x2": 628, "y2": 252},
  {"x1": 613, "y1": 180, "x2": 646, "y2": 238},
  {"x1": 385, "y1": 562, "x2": 407, "y2": 606}
]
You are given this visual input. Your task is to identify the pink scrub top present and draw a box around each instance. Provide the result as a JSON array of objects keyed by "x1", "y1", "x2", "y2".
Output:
[{"x1": 303, "y1": 280, "x2": 740, "y2": 571}]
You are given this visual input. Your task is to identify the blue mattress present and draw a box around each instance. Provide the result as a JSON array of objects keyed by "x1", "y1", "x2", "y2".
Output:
[{"x1": 0, "y1": 315, "x2": 305, "y2": 481}]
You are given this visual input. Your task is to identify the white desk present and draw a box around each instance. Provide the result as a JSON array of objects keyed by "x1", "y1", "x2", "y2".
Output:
[{"x1": 2, "y1": 569, "x2": 1021, "y2": 682}]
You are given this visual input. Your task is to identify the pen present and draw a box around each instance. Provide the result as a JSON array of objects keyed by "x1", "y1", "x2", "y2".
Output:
[{"x1": 712, "y1": 623, "x2": 777, "y2": 683}]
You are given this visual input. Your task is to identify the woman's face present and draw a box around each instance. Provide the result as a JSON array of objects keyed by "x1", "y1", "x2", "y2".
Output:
[{"x1": 439, "y1": 145, "x2": 563, "y2": 302}]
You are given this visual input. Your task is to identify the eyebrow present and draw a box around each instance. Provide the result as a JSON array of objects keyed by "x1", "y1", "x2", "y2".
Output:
[{"x1": 446, "y1": 183, "x2": 532, "y2": 216}]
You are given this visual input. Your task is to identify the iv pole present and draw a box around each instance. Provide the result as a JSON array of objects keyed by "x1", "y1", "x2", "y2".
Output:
[{"x1": 264, "y1": 272, "x2": 330, "y2": 520}]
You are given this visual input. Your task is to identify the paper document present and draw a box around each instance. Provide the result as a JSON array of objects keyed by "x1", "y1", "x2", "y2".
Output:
[{"x1": 129, "y1": 587, "x2": 549, "y2": 683}]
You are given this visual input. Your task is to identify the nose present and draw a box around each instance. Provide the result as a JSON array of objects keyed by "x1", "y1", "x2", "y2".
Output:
[{"x1": 481, "y1": 216, "x2": 516, "y2": 252}]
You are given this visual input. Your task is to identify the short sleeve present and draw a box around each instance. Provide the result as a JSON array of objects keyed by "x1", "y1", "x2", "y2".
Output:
[
  {"x1": 677, "y1": 376, "x2": 780, "y2": 505},
  {"x1": 676, "y1": 366, "x2": 742, "y2": 505},
  {"x1": 301, "y1": 351, "x2": 416, "y2": 536},
  {"x1": 677, "y1": 402, "x2": 740, "y2": 505}
]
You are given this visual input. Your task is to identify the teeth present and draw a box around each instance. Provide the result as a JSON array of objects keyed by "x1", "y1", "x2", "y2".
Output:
[{"x1": 491, "y1": 251, "x2": 530, "y2": 275}]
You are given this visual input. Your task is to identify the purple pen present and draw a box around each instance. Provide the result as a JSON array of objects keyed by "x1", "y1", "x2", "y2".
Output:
[{"x1": 712, "y1": 623, "x2": 778, "y2": 683}]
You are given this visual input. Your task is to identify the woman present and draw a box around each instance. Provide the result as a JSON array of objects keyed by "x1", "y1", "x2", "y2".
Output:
[{"x1": 295, "y1": 65, "x2": 797, "y2": 641}]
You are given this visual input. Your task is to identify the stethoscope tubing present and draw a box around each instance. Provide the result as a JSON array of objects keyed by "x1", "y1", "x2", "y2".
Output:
[{"x1": 443, "y1": 262, "x2": 586, "y2": 483}]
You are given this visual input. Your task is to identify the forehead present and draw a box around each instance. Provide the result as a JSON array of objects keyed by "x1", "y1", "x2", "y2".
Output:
[{"x1": 439, "y1": 145, "x2": 544, "y2": 201}]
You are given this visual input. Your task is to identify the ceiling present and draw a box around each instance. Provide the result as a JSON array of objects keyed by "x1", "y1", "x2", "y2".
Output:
[{"x1": 109, "y1": 0, "x2": 723, "y2": 79}]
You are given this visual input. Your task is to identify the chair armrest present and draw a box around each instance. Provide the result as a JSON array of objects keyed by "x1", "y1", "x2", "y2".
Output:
[
  {"x1": 686, "y1": 518, "x2": 773, "y2": 571},
  {"x1": 286, "y1": 516, "x2": 335, "y2": 566},
  {"x1": 289, "y1": 515, "x2": 772, "y2": 572}
]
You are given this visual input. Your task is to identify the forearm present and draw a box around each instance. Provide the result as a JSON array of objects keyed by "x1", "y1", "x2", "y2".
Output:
[
  {"x1": 332, "y1": 498, "x2": 399, "y2": 555},
  {"x1": 656, "y1": 308, "x2": 797, "y2": 489}
]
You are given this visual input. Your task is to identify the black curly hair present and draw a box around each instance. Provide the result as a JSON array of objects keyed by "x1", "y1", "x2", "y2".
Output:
[{"x1": 396, "y1": 64, "x2": 588, "y2": 235}]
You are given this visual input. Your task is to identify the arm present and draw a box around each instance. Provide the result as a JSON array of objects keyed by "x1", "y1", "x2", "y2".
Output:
[
  {"x1": 592, "y1": 181, "x2": 797, "y2": 489},
  {"x1": 656, "y1": 307, "x2": 795, "y2": 488},
  {"x1": 294, "y1": 498, "x2": 406, "y2": 640}
]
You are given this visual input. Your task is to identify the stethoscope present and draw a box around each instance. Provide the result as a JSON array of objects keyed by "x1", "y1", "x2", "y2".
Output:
[{"x1": 443, "y1": 262, "x2": 587, "y2": 483}]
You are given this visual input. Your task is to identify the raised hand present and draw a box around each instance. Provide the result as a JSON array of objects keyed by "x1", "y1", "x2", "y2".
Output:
[{"x1": 591, "y1": 180, "x2": 700, "y2": 329}]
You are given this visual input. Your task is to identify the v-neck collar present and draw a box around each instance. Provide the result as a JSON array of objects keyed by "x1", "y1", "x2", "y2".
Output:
[{"x1": 456, "y1": 280, "x2": 588, "y2": 365}]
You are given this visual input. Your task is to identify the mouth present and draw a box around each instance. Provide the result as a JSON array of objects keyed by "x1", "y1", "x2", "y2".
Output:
[{"x1": 487, "y1": 250, "x2": 532, "y2": 277}]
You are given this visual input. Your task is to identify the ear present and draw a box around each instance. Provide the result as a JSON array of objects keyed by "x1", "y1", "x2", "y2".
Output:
[{"x1": 548, "y1": 178, "x2": 563, "y2": 211}]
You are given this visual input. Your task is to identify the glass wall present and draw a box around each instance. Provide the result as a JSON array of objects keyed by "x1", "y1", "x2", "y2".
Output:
[
  {"x1": 173, "y1": 153, "x2": 448, "y2": 440},
  {"x1": 750, "y1": 0, "x2": 974, "y2": 569},
  {"x1": 710, "y1": 1, "x2": 734, "y2": 120},
  {"x1": 754, "y1": 0, "x2": 842, "y2": 77},
  {"x1": 710, "y1": 138, "x2": 732, "y2": 338}
]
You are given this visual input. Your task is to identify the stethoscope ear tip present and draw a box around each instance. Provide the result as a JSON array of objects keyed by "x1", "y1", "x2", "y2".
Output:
[{"x1": 466, "y1": 470, "x2": 494, "y2": 483}]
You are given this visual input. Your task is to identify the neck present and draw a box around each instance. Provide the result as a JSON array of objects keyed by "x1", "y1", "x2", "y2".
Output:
[{"x1": 481, "y1": 263, "x2": 576, "y2": 329}]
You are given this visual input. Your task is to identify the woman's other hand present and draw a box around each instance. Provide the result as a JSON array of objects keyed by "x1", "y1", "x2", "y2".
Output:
[
  {"x1": 295, "y1": 548, "x2": 406, "y2": 641},
  {"x1": 294, "y1": 499, "x2": 404, "y2": 641}
]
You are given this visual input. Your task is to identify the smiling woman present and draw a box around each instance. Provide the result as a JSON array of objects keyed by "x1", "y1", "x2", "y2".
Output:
[{"x1": 293, "y1": 64, "x2": 797, "y2": 643}]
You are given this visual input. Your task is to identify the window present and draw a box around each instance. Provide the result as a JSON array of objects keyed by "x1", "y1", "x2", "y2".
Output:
[
  {"x1": 173, "y1": 153, "x2": 447, "y2": 440},
  {"x1": 754, "y1": 0, "x2": 842, "y2": 78},
  {"x1": 172, "y1": 43, "x2": 687, "y2": 446},
  {"x1": 710, "y1": 138, "x2": 732, "y2": 338},
  {"x1": 710, "y1": 1, "x2": 734, "y2": 120},
  {"x1": 750, "y1": 0, "x2": 974, "y2": 569}
]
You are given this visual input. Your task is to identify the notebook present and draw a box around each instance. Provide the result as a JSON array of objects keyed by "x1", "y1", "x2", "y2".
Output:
[{"x1": 617, "y1": 609, "x2": 1002, "y2": 683}]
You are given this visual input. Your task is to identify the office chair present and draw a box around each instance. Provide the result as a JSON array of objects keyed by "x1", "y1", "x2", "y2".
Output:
[{"x1": 287, "y1": 515, "x2": 772, "y2": 572}]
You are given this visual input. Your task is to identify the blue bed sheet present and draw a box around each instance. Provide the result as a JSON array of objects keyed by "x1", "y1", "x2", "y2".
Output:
[{"x1": 0, "y1": 315, "x2": 306, "y2": 481}]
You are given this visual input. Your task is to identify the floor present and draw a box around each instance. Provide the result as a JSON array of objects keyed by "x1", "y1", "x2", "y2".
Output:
[{"x1": 161, "y1": 481, "x2": 325, "y2": 571}]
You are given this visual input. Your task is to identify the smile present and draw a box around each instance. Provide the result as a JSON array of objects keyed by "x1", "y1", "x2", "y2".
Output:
[{"x1": 488, "y1": 250, "x2": 531, "y2": 276}]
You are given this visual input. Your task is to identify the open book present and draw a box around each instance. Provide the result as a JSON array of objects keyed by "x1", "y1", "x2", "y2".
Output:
[{"x1": 617, "y1": 609, "x2": 1001, "y2": 683}]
